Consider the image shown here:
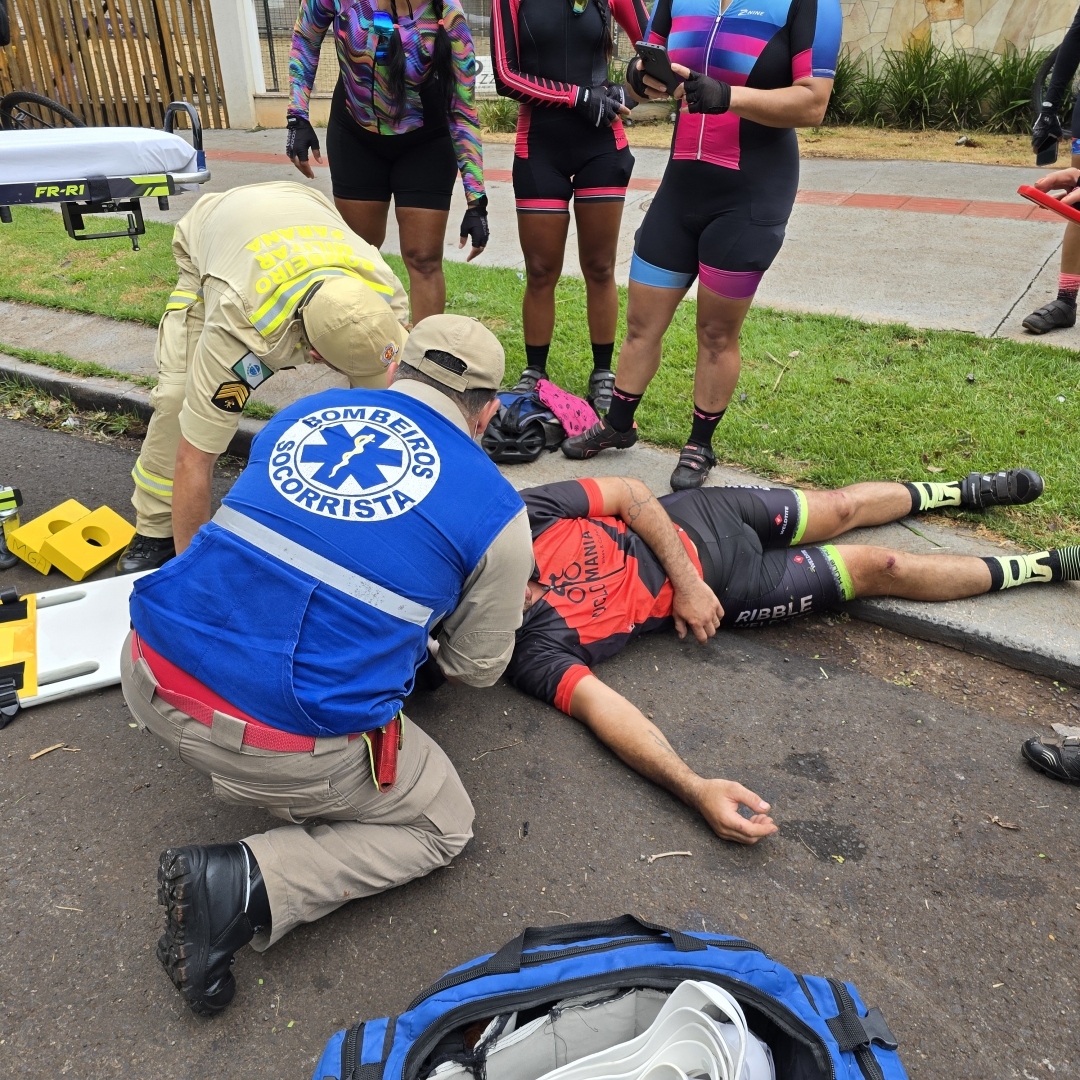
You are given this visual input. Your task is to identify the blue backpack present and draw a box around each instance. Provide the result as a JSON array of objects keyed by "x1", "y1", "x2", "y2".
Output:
[{"x1": 312, "y1": 915, "x2": 906, "y2": 1080}]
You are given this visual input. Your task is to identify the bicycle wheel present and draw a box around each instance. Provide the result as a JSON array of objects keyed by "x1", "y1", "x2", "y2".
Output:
[{"x1": 0, "y1": 91, "x2": 86, "y2": 131}]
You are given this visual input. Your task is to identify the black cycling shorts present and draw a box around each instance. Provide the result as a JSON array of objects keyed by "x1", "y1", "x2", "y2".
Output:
[
  {"x1": 513, "y1": 104, "x2": 635, "y2": 213},
  {"x1": 630, "y1": 157, "x2": 797, "y2": 300},
  {"x1": 659, "y1": 486, "x2": 854, "y2": 629},
  {"x1": 326, "y1": 83, "x2": 457, "y2": 210}
]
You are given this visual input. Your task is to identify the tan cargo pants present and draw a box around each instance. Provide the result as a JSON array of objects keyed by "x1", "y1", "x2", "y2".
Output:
[
  {"x1": 130, "y1": 269, "x2": 205, "y2": 537},
  {"x1": 120, "y1": 633, "x2": 475, "y2": 949}
]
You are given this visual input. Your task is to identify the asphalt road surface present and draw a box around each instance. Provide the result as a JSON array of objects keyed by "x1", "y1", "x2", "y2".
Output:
[{"x1": 0, "y1": 419, "x2": 1076, "y2": 1080}]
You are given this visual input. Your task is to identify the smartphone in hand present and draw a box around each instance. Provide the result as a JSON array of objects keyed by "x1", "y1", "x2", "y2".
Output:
[{"x1": 634, "y1": 41, "x2": 683, "y2": 95}]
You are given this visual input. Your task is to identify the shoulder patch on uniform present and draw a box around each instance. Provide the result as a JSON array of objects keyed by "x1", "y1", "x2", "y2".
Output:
[
  {"x1": 211, "y1": 381, "x2": 251, "y2": 412},
  {"x1": 381, "y1": 341, "x2": 400, "y2": 367},
  {"x1": 232, "y1": 352, "x2": 274, "y2": 388}
]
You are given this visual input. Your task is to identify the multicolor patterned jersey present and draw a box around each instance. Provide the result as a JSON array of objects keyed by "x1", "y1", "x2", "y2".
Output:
[
  {"x1": 507, "y1": 479, "x2": 701, "y2": 714},
  {"x1": 645, "y1": 0, "x2": 841, "y2": 170},
  {"x1": 492, "y1": 0, "x2": 648, "y2": 108},
  {"x1": 289, "y1": 0, "x2": 485, "y2": 202}
]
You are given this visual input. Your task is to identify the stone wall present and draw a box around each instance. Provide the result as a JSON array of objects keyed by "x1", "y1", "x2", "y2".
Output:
[{"x1": 842, "y1": 0, "x2": 1076, "y2": 60}]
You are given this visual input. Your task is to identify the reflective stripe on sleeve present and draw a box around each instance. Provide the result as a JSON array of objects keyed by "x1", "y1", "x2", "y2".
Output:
[
  {"x1": 132, "y1": 459, "x2": 174, "y2": 498},
  {"x1": 165, "y1": 289, "x2": 203, "y2": 311},
  {"x1": 250, "y1": 267, "x2": 395, "y2": 337},
  {"x1": 212, "y1": 505, "x2": 433, "y2": 626}
]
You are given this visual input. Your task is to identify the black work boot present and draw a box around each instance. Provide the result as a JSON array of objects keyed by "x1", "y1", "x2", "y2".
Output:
[
  {"x1": 116, "y1": 534, "x2": 176, "y2": 575},
  {"x1": 156, "y1": 843, "x2": 271, "y2": 1016}
]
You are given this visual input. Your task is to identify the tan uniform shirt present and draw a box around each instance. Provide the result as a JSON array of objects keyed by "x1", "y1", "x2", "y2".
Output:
[
  {"x1": 176, "y1": 182, "x2": 409, "y2": 455},
  {"x1": 389, "y1": 380, "x2": 534, "y2": 687}
]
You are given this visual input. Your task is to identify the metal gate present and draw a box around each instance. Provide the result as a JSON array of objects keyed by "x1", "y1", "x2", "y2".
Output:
[{"x1": 0, "y1": 0, "x2": 229, "y2": 127}]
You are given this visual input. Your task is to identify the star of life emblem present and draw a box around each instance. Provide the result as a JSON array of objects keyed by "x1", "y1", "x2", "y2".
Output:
[{"x1": 269, "y1": 404, "x2": 440, "y2": 521}]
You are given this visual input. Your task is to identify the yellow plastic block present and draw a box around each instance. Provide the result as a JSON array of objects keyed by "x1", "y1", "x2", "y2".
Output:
[
  {"x1": 7, "y1": 500, "x2": 90, "y2": 575},
  {"x1": 0, "y1": 592, "x2": 38, "y2": 700},
  {"x1": 40, "y1": 506, "x2": 136, "y2": 582}
]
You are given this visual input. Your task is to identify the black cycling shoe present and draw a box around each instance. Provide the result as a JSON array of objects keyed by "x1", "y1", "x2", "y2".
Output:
[
  {"x1": 960, "y1": 469, "x2": 1044, "y2": 510},
  {"x1": 116, "y1": 534, "x2": 176, "y2": 575},
  {"x1": 156, "y1": 843, "x2": 269, "y2": 1016},
  {"x1": 511, "y1": 367, "x2": 545, "y2": 394},
  {"x1": 1022, "y1": 298, "x2": 1076, "y2": 334},
  {"x1": 1021, "y1": 734, "x2": 1080, "y2": 784},
  {"x1": 562, "y1": 418, "x2": 638, "y2": 459},
  {"x1": 587, "y1": 369, "x2": 616, "y2": 414},
  {"x1": 670, "y1": 443, "x2": 717, "y2": 491}
]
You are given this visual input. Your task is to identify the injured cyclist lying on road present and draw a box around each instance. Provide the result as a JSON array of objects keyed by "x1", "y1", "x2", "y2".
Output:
[{"x1": 489, "y1": 468, "x2": 1071, "y2": 844}]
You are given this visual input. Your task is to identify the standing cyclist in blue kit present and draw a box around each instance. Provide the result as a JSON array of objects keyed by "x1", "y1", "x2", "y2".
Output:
[{"x1": 563, "y1": 0, "x2": 841, "y2": 489}]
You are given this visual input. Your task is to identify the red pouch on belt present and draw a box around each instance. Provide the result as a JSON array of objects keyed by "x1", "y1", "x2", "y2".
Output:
[{"x1": 366, "y1": 715, "x2": 402, "y2": 792}]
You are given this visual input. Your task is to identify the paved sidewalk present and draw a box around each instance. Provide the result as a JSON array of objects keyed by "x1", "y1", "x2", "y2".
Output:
[{"x1": 133, "y1": 129, "x2": 1080, "y2": 347}]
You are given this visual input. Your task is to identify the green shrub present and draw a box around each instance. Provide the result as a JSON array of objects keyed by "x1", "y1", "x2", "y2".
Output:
[
  {"x1": 848, "y1": 56, "x2": 889, "y2": 127},
  {"x1": 823, "y1": 47, "x2": 859, "y2": 124},
  {"x1": 938, "y1": 48, "x2": 994, "y2": 130},
  {"x1": 478, "y1": 97, "x2": 519, "y2": 133},
  {"x1": 984, "y1": 42, "x2": 1048, "y2": 133},
  {"x1": 882, "y1": 36, "x2": 946, "y2": 128}
]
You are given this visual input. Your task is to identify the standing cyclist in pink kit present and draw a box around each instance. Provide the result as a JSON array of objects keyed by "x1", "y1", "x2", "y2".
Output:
[
  {"x1": 493, "y1": 0, "x2": 648, "y2": 410},
  {"x1": 564, "y1": 0, "x2": 841, "y2": 489},
  {"x1": 286, "y1": 0, "x2": 490, "y2": 324}
]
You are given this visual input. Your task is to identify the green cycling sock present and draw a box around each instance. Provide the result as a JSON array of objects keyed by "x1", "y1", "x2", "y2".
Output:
[
  {"x1": 982, "y1": 547, "x2": 1080, "y2": 590},
  {"x1": 904, "y1": 480, "x2": 962, "y2": 513}
]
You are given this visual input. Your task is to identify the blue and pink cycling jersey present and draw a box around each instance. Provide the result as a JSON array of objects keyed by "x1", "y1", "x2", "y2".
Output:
[{"x1": 628, "y1": 0, "x2": 841, "y2": 299}]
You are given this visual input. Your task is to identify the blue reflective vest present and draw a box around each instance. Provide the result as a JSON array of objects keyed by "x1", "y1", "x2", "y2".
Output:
[{"x1": 130, "y1": 388, "x2": 524, "y2": 737}]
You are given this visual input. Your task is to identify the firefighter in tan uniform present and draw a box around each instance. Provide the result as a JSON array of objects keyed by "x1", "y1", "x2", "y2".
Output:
[{"x1": 118, "y1": 181, "x2": 410, "y2": 574}]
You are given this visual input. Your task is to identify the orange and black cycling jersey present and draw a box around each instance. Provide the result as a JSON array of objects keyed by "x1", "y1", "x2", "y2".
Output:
[{"x1": 508, "y1": 478, "x2": 700, "y2": 713}]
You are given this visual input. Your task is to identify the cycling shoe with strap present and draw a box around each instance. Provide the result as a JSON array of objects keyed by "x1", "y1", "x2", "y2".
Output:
[
  {"x1": 511, "y1": 366, "x2": 545, "y2": 394},
  {"x1": 562, "y1": 417, "x2": 637, "y2": 459},
  {"x1": 670, "y1": 443, "x2": 717, "y2": 491},
  {"x1": 960, "y1": 469, "x2": 1044, "y2": 510},
  {"x1": 1022, "y1": 298, "x2": 1076, "y2": 334},
  {"x1": 587, "y1": 369, "x2": 616, "y2": 414}
]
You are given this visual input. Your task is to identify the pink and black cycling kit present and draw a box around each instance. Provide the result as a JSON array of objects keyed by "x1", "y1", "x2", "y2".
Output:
[
  {"x1": 492, "y1": 0, "x2": 648, "y2": 213},
  {"x1": 629, "y1": 0, "x2": 841, "y2": 298}
]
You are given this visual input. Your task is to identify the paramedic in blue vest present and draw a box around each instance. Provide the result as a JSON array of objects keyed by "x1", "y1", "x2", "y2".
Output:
[{"x1": 119, "y1": 315, "x2": 534, "y2": 1018}]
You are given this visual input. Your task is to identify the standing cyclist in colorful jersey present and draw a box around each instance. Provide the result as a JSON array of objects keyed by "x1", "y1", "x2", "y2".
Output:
[
  {"x1": 287, "y1": 0, "x2": 491, "y2": 324},
  {"x1": 563, "y1": 0, "x2": 841, "y2": 488},
  {"x1": 492, "y1": 0, "x2": 648, "y2": 410}
]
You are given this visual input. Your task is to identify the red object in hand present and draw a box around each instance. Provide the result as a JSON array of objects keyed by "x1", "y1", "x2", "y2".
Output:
[{"x1": 1018, "y1": 184, "x2": 1080, "y2": 225}]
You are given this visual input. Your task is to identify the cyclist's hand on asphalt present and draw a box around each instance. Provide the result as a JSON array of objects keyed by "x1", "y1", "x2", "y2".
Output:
[
  {"x1": 694, "y1": 780, "x2": 776, "y2": 845},
  {"x1": 286, "y1": 115, "x2": 323, "y2": 179},
  {"x1": 1036, "y1": 167, "x2": 1080, "y2": 204},
  {"x1": 672, "y1": 577, "x2": 724, "y2": 643},
  {"x1": 458, "y1": 195, "x2": 489, "y2": 261}
]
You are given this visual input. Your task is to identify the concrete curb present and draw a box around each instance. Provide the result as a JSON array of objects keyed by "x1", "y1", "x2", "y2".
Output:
[{"x1": 0, "y1": 354, "x2": 266, "y2": 457}]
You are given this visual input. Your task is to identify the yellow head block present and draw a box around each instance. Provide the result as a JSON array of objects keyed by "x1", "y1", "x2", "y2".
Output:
[
  {"x1": 6, "y1": 500, "x2": 91, "y2": 575},
  {"x1": 40, "y1": 506, "x2": 136, "y2": 581}
]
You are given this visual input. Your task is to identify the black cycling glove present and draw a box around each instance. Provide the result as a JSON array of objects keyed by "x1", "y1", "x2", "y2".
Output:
[
  {"x1": 574, "y1": 85, "x2": 621, "y2": 128},
  {"x1": 1032, "y1": 102, "x2": 1063, "y2": 162},
  {"x1": 683, "y1": 70, "x2": 731, "y2": 114},
  {"x1": 626, "y1": 58, "x2": 648, "y2": 99},
  {"x1": 286, "y1": 115, "x2": 320, "y2": 162},
  {"x1": 460, "y1": 194, "x2": 489, "y2": 250}
]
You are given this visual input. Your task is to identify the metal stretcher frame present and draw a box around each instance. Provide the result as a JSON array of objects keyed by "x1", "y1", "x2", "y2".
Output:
[{"x1": 0, "y1": 101, "x2": 212, "y2": 249}]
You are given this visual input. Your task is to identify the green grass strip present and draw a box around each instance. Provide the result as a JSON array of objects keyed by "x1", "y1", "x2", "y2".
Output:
[
  {"x1": 0, "y1": 341, "x2": 157, "y2": 387},
  {"x1": 3, "y1": 205, "x2": 1079, "y2": 550}
]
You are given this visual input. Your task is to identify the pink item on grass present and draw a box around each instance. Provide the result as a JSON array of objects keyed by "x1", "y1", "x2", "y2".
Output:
[{"x1": 536, "y1": 378, "x2": 600, "y2": 438}]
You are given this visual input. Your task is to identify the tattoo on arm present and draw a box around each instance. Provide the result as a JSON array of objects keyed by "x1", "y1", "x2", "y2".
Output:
[
  {"x1": 648, "y1": 726, "x2": 678, "y2": 758},
  {"x1": 618, "y1": 478, "x2": 656, "y2": 525}
]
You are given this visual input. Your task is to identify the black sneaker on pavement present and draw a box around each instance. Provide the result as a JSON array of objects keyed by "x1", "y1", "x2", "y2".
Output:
[
  {"x1": 116, "y1": 534, "x2": 176, "y2": 575},
  {"x1": 511, "y1": 366, "x2": 545, "y2": 394},
  {"x1": 587, "y1": 369, "x2": 616, "y2": 414},
  {"x1": 1021, "y1": 298, "x2": 1076, "y2": 334},
  {"x1": 960, "y1": 469, "x2": 1044, "y2": 510},
  {"x1": 156, "y1": 843, "x2": 269, "y2": 1016},
  {"x1": 670, "y1": 443, "x2": 717, "y2": 490},
  {"x1": 562, "y1": 418, "x2": 637, "y2": 459},
  {"x1": 1021, "y1": 734, "x2": 1080, "y2": 784}
]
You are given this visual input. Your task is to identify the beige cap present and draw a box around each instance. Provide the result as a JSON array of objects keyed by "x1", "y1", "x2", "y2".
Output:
[
  {"x1": 301, "y1": 277, "x2": 409, "y2": 385},
  {"x1": 399, "y1": 314, "x2": 504, "y2": 391}
]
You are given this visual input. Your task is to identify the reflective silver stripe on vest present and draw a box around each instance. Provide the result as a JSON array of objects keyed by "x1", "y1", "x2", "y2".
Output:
[{"x1": 212, "y1": 505, "x2": 433, "y2": 627}]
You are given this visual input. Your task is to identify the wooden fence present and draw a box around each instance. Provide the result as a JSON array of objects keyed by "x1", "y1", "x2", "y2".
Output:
[{"x1": 0, "y1": 0, "x2": 229, "y2": 127}]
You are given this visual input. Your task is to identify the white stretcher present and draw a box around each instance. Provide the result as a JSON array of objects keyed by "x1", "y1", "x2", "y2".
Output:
[
  {"x1": 0, "y1": 572, "x2": 150, "y2": 726},
  {"x1": 0, "y1": 101, "x2": 211, "y2": 248}
]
